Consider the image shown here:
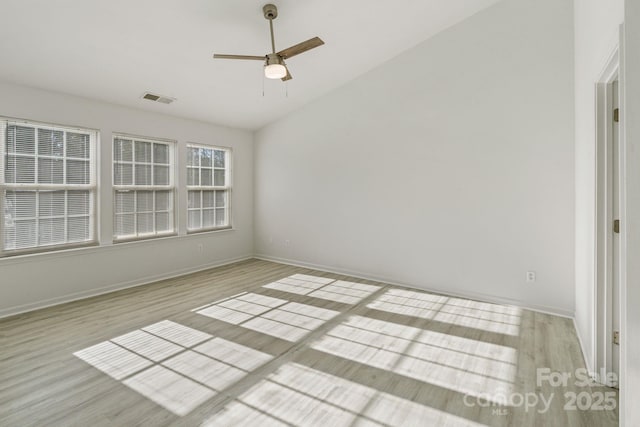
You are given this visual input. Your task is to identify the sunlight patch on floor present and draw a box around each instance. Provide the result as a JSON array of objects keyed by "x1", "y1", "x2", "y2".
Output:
[
  {"x1": 263, "y1": 274, "x2": 334, "y2": 296},
  {"x1": 111, "y1": 329, "x2": 185, "y2": 362},
  {"x1": 197, "y1": 293, "x2": 287, "y2": 324},
  {"x1": 74, "y1": 341, "x2": 153, "y2": 380},
  {"x1": 311, "y1": 315, "x2": 517, "y2": 402},
  {"x1": 434, "y1": 297, "x2": 522, "y2": 336},
  {"x1": 367, "y1": 288, "x2": 448, "y2": 319},
  {"x1": 74, "y1": 281, "x2": 521, "y2": 420},
  {"x1": 194, "y1": 337, "x2": 274, "y2": 371},
  {"x1": 308, "y1": 280, "x2": 381, "y2": 304},
  {"x1": 368, "y1": 288, "x2": 522, "y2": 336},
  {"x1": 123, "y1": 365, "x2": 215, "y2": 416},
  {"x1": 202, "y1": 363, "x2": 487, "y2": 427},
  {"x1": 142, "y1": 319, "x2": 212, "y2": 347},
  {"x1": 74, "y1": 320, "x2": 273, "y2": 416},
  {"x1": 263, "y1": 274, "x2": 382, "y2": 304},
  {"x1": 195, "y1": 293, "x2": 339, "y2": 342}
]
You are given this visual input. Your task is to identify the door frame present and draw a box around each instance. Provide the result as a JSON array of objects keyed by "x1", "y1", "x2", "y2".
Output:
[{"x1": 594, "y1": 47, "x2": 621, "y2": 388}]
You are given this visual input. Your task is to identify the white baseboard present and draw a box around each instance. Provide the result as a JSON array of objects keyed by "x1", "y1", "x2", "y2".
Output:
[
  {"x1": 1, "y1": 252, "x2": 575, "y2": 321},
  {"x1": 0, "y1": 255, "x2": 253, "y2": 319},
  {"x1": 573, "y1": 317, "x2": 595, "y2": 375},
  {"x1": 255, "y1": 254, "x2": 575, "y2": 318}
]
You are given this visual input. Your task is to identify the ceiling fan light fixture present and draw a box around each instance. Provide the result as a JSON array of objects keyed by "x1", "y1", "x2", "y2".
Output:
[
  {"x1": 264, "y1": 63, "x2": 287, "y2": 79},
  {"x1": 264, "y1": 53, "x2": 287, "y2": 79}
]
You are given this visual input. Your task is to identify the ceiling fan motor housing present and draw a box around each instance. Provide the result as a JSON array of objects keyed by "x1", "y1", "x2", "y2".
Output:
[
  {"x1": 263, "y1": 4, "x2": 278, "y2": 20},
  {"x1": 266, "y1": 53, "x2": 285, "y2": 66}
]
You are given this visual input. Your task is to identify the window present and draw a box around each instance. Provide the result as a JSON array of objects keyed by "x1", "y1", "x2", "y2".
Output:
[
  {"x1": 187, "y1": 144, "x2": 230, "y2": 232},
  {"x1": 0, "y1": 119, "x2": 96, "y2": 255},
  {"x1": 113, "y1": 135, "x2": 175, "y2": 241}
]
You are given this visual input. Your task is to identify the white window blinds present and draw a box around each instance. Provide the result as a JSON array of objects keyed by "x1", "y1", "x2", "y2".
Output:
[
  {"x1": 187, "y1": 144, "x2": 230, "y2": 232},
  {"x1": 0, "y1": 120, "x2": 96, "y2": 255},
  {"x1": 113, "y1": 135, "x2": 175, "y2": 240}
]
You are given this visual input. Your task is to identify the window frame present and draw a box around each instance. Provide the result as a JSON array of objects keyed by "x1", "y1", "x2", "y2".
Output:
[
  {"x1": 0, "y1": 117, "x2": 98, "y2": 257},
  {"x1": 112, "y1": 133, "x2": 177, "y2": 243},
  {"x1": 186, "y1": 143, "x2": 232, "y2": 234}
]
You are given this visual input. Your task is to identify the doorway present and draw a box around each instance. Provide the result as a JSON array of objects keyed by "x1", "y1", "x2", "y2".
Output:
[
  {"x1": 595, "y1": 53, "x2": 621, "y2": 388},
  {"x1": 611, "y1": 79, "x2": 620, "y2": 383}
]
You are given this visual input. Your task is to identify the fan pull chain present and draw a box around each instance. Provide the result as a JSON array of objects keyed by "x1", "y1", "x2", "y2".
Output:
[{"x1": 262, "y1": 74, "x2": 265, "y2": 97}]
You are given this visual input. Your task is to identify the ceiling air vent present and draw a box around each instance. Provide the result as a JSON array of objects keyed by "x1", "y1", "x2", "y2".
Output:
[{"x1": 142, "y1": 92, "x2": 175, "y2": 104}]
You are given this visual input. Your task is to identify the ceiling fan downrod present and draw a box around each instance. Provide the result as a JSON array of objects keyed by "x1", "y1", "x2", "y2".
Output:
[{"x1": 263, "y1": 4, "x2": 278, "y2": 54}]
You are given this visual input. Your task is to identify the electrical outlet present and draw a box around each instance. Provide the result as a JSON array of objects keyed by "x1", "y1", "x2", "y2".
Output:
[
  {"x1": 197, "y1": 244, "x2": 203, "y2": 253},
  {"x1": 526, "y1": 271, "x2": 536, "y2": 282},
  {"x1": 284, "y1": 239, "x2": 291, "y2": 247}
]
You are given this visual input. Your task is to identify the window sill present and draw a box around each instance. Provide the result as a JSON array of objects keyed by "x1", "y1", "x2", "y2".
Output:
[
  {"x1": 186, "y1": 226, "x2": 233, "y2": 235},
  {"x1": 0, "y1": 241, "x2": 99, "y2": 259},
  {"x1": 113, "y1": 232, "x2": 179, "y2": 244}
]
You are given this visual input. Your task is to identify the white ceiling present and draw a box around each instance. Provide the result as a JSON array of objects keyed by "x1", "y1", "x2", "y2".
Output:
[{"x1": 0, "y1": 0, "x2": 500, "y2": 130}]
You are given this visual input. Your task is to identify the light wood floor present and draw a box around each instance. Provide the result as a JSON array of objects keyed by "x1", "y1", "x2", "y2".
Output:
[{"x1": 0, "y1": 259, "x2": 618, "y2": 427}]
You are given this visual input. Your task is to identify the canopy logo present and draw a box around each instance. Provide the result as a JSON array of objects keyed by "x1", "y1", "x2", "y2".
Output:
[{"x1": 462, "y1": 368, "x2": 618, "y2": 415}]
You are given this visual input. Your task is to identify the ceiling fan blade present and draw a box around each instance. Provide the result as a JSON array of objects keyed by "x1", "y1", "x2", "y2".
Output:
[
  {"x1": 277, "y1": 37, "x2": 324, "y2": 59},
  {"x1": 213, "y1": 54, "x2": 265, "y2": 61},
  {"x1": 281, "y1": 67, "x2": 292, "y2": 81}
]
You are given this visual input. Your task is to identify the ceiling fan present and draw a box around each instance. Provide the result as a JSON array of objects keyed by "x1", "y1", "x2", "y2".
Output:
[{"x1": 213, "y1": 4, "x2": 324, "y2": 81}]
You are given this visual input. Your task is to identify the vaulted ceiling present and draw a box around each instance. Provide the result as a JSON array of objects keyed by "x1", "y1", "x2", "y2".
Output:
[{"x1": 0, "y1": 0, "x2": 500, "y2": 130}]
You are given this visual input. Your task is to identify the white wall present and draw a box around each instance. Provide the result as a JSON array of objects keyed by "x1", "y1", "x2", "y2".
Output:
[
  {"x1": 254, "y1": 0, "x2": 575, "y2": 315},
  {"x1": 623, "y1": 2, "x2": 640, "y2": 425},
  {"x1": 574, "y1": 0, "x2": 624, "y2": 371},
  {"x1": 0, "y1": 82, "x2": 254, "y2": 317}
]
